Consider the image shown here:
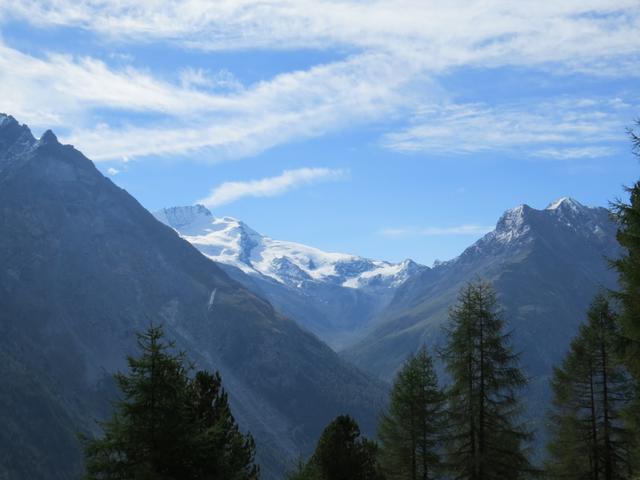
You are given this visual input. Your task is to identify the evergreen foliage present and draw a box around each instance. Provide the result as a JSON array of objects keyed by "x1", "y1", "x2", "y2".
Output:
[
  {"x1": 82, "y1": 326, "x2": 259, "y2": 480},
  {"x1": 546, "y1": 295, "x2": 635, "y2": 480},
  {"x1": 284, "y1": 460, "x2": 302, "y2": 480},
  {"x1": 441, "y1": 281, "x2": 533, "y2": 480},
  {"x1": 611, "y1": 120, "x2": 640, "y2": 455},
  {"x1": 378, "y1": 346, "x2": 445, "y2": 480},
  {"x1": 188, "y1": 371, "x2": 259, "y2": 479},
  {"x1": 285, "y1": 459, "x2": 322, "y2": 480},
  {"x1": 292, "y1": 415, "x2": 385, "y2": 480},
  {"x1": 612, "y1": 120, "x2": 640, "y2": 379}
]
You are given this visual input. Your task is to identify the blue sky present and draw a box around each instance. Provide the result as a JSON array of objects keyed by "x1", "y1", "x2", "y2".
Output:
[{"x1": 0, "y1": 1, "x2": 638, "y2": 265}]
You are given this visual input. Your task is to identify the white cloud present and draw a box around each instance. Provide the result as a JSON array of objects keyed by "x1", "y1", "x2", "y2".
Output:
[
  {"x1": 61, "y1": 54, "x2": 412, "y2": 161},
  {"x1": 179, "y1": 67, "x2": 214, "y2": 89},
  {"x1": 198, "y1": 167, "x2": 347, "y2": 207},
  {"x1": 0, "y1": 43, "x2": 237, "y2": 126},
  {"x1": 380, "y1": 224, "x2": 494, "y2": 237},
  {"x1": 382, "y1": 98, "x2": 635, "y2": 157},
  {"x1": 0, "y1": 1, "x2": 637, "y2": 162},
  {"x1": 3, "y1": 1, "x2": 639, "y2": 75},
  {"x1": 179, "y1": 68, "x2": 243, "y2": 92},
  {"x1": 106, "y1": 167, "x2": 120, "y2": 176},
  {"x1": 533, "y1": 146, "x2": 618, "y2": 160},
  {"x1": 0, "y1": 41, "x2": 414, "y2": 161}
]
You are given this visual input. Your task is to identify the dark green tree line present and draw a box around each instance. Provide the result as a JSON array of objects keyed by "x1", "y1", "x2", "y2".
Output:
[
  {"x1": 287, "y1": 415, "x2": 384, "y2": 480},
  {"x1": 611, "y1": 120, "x2": 640, "y2": 460},
  {"x1": 546, "y1": 295, "x2": 635, "y2": 480},
  {"x1": 83, "y1": 326, "x2": 259, "y2": 480},
  {"x1": 610, "y1": 119, "x2": 640, "y2": 471},
  {"x1": 612, "y1": 120, "x2": 640, "y2": 383}
]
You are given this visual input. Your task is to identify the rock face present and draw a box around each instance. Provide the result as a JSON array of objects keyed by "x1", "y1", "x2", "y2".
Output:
[
  {"x1": 154, "y1": 205, "x2": 426, "y2": 348},
  {"x1": 0, "y1": 114, "x2": 385, "y2": 480},
  {"x1": 344, "y1": 197, "x2": 620, "y2": 446}
]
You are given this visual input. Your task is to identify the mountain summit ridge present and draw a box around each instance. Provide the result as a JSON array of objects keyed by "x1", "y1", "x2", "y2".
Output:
[
  {"x1": 458, "y1": 197, "x2": 609, "y2": 259},
  {"x1": 155, "y1": 203, "x2": 423, "y2": 289},
  {"x1": 345, "y1": 193, "x2": 619, "y2": 449}
]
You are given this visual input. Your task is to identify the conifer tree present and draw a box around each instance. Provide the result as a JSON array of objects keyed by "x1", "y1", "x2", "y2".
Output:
[
  {"x1": 611, "y1": 120, "x2": 640, "y2": 457},
  {"x1": 188, "y1": 370, "x2": 260, "y2": 480},
  {"x1": 441, "y1": 281, "x2": 533, "y2": 480},
  {"x1": 83, "y1": 326, "x2": 259, "y2": 480},
  {"x1": 378, "y1": 346, "x2": 445, "y2": 480},
  {"x1": 285, "y1": 459, "x2": 322, "y2": 480},
  {"x1": 546, "y1": 295, "x2": 635, "y2": 480},
  {"x1": 612, "y1": 120, "x2": 640, "y2": 382},
  {"x1": 300, "y1": 415, "x2": 385, "y2": 480}
]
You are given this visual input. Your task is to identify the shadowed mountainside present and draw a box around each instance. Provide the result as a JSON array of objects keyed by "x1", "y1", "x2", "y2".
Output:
[
  {"x1": 0, "y1": 114, "x2": 386, "y2": 480},
  {"x1": 345, "y1": 198, "x2": 620, "y2": 446}
]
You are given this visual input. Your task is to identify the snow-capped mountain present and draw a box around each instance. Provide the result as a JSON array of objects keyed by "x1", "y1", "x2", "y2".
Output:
[
  {"x1": 494, "y1": 197, "x2": 610, "y2": 244},
  {"x1": 155, "y1": 205, "x2": 422, "y2": 291},
  {"x1": 459, "y1": 197, "x2": 613, "y2": 260},
  {"x1": 154, "y1": 205, "x2": 426, "y2": 346}
]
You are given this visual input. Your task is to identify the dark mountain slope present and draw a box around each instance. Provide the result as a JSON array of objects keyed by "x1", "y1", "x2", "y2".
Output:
[
  {"x1": 345, "y1": 199, "x2": 620, "y2": 445},
  {"x1": 348, "y1": 199, "x2": 619, "y2": 379},
  {"x1": 0, "y1": 114, "x2": 385, "y2": 479}
]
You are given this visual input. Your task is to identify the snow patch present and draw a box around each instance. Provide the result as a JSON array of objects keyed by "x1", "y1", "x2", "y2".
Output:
[
  {"x1": 546, "y1": 197, "x2": 584, "y2": 212},
  {"x1": 155, "y1": 205, "x2": 212, "y2": 232},
  {"x1": 154, "y1": 207, "x2": 425, "y2": 291},
  {"x1": 493, "y1": 205, "x2": 530, "y2": 244}
]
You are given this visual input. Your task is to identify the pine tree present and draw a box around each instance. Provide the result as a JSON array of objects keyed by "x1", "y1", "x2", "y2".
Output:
[
  {"x1": 611, "y1": 120, "x2": 640, "y2": 462},
  {"x1": 612, "y1": 120, "x2": 640, "y2": 382},
  {"x1": 546, "y1": 295, "x2": 635, "y2": 480},
  {"x1": 441, "y1": 281, "x2": 533, "y2": 480},
  {"x1": 378, "y1": 346, "x2": 445, "y2": 480},
  {"x1": 83, "y1": 326, "x2": 259, "y2": 480},
  {"x1": 285, "y1": 459, "x2": 322, "y2": 480},
  {"x1": 303, "y1": 415, "x2": 385, "y2": 480},
  {"x1": 188, "y1": 371, "x2": 260, "y2": 480}
]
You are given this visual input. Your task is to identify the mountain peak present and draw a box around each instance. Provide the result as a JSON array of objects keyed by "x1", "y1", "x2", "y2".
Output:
[
  {"x1": 38, "y1": 129, "x2": 59, "y2": 146},
  {"x1": 154, "y1": 204, "x2": 213, "y2": 230},
  {"x1": 546, "y1": 197, "x2": 584, "y2": 212},
  {"x1": 495, "y1": 204, "x2": 531, "y2": 236},
  {"x1": 0, "y1": 115, "x2": 36, "y2": 165},
  {"x1": 465, "y1": 196, "x2": 611, "y2": 260},
  {"x1": 155, "y1": 207, "x2": 425, "y2": 295},
  {"x1": 0, "y1": 113, "x2": 17, "y2": 128}
]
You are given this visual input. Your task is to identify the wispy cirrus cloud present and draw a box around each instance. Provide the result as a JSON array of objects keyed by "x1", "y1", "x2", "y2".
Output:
[
  {"x1": 179, "y1": 68, "x2": 243, "y2": 92},
  {"x1": 198, "y1": 167, "x2": 347, "y2": 207},
  {"x1": 380, "y1": 224, "x2": 494, "y2": 237},
  {"x1": 381, "y1": 97, "x2": 636, "y2": 158},
  {"x1": 3, "y1": 1, "x2": 639, "y2": 73},
  {"x1": 0, "y1": 1, "x2": 638, "y2": 163},
  {"x1": 0, "y1": 43, "x2": 236, "y2": 126},
  {"x1": 533, "y1": 146, "x2": 619, "y2": 160},
  {"x1": 0, "y1": 42, "x2": 414, "y2": 161}
]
